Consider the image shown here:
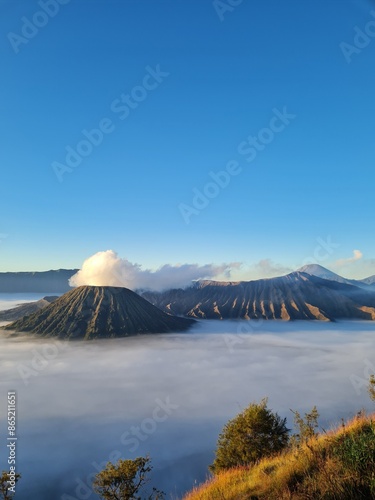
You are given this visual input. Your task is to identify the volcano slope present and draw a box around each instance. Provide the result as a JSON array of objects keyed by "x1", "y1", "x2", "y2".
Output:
[
  {"x1": 0, "y1": 296, "x2": 58, "y2": 322},
  {"x1": 4, "y1": 286, "x2": 195, "y2": 339},
  {"x1": 141, "y1": 272, "x2": 375, "y2": 321}
]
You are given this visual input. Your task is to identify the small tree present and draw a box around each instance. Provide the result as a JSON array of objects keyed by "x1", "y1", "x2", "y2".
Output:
[
  {"x1": 368, "y1": 375, "x2": 375, "y2": 402},
  {"x1": 290, "y1": 406, "x2": 320, "y2": 447},
  {"x1": 93, "y1": 456, "x2": 164, "y2": 500},
  {"x1": 0, "y1": 471, "x2": 21, "y2": 500},
  {"x1": 210, "y1": 398, "x2": 289, "y2": 474}
]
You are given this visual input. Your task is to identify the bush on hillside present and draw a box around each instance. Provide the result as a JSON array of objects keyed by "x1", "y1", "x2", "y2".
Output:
[
  {"x1": 93, "y1": 456, "x2": 164, "y2": 500},
  {"x1": 290, "y1": 405, "x2": 320, "y2": 447},
  {"x1": 210, "y1": 398, "x2": 290, "y2": 474}
]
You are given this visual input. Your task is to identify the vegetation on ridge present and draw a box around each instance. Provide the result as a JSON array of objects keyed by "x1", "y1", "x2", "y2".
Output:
[
  {"x1": 209, "y1": 398, "x2": 289, "y2": 474},
  {"x1": 91, "y1": 377, "x2": 375, "y2": 499},
  {"x1": 184, "y1": 378, "x2": 375, "y2": 500}
]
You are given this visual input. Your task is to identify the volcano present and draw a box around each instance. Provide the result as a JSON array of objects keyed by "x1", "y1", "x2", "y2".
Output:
[
  {"x1": 142, "y1": 272, "x2": 375, "y2": 321},
  {"x1": 4, "y1": 286, "x2": 195, "y2": 339}
]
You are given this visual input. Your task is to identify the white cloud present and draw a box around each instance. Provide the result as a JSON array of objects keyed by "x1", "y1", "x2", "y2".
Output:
[
  {"x1": 234, "y1": 259, "x2": 292, "y2": 281},
  {"x1": 69, "y1": 250, "x2": 240, "y2": 291},
  {"x1": 333, "y1": 249, "x2": 363, "y2": 268},
  {"x1": 254, "y1": 259, "x2": 292, "y2": 277}
]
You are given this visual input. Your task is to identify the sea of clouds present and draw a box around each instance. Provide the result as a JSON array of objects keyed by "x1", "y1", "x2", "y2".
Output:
[{"x1": 1, "y1": 319, "x2": 375, "y2": 499}]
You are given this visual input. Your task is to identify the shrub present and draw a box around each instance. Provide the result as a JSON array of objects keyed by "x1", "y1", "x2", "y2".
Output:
[
  {"x1": 0, "y1": 471, "x2": 21, "y2": 500},
  {"x1": 290, "y1": 406, "x2": 320, "y2": 447},
  {"x1": 369, "y1": 375, "x2": 375, "y2": 402},
  {"x1": 210, "y1": 398, "x2": 289, "y2": 474},
  {"x1": 93, "y1": 456, "x2": 164, "y2": 500}
]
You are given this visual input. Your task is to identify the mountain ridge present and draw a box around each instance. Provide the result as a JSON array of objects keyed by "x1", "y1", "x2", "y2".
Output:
[
  {"x1": 0, "y1": 269, "x2": 77, "y2": 293},
  {"x1": 0, "y1": 296, "x2": 58, "y2": 321},
  {"x1": 2, "y1": 268, "x2": 375, "y2": 325},
  {"x1": 1, "y1": 265, "x2": 374, "y2": 293},
  {"x1": 142, "y1": 272, "x2": 375, "y2": 321}
]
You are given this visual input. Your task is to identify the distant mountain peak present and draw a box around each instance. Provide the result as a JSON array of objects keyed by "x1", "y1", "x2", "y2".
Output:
[
  {"x1": 298, "y1": 263, "x2": 340, "y2": 276},
  {"x1": 297, "y1": 264, "x2": 356, "y2": 285},
  {"x1": 361, "y1": 275, "x2": 375, "y2": 286},
  {"x1": 298, "y1": 264, "x2": 375, "y2": 290}
]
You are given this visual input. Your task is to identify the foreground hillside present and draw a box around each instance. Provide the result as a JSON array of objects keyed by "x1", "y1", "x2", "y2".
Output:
[{"x1": 185, "y1": 413, "x2": 375, "y2": 500}]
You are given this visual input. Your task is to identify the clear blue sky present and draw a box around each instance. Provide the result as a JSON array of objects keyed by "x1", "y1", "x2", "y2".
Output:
[{"x1": 0, "y1": 0, "x2": 374, "y2": 279}]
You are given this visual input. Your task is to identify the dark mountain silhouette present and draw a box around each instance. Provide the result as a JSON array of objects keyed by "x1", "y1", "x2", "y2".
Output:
[
  {"x1": 0, "y1": 269, "x2": 77, "y2": 293},
  {"x1": 141, "y1": 272, "x2": 375, "y2": 321},
  {"x1": 5, "y1": 286, "x2": 195, "y2": 339},
  {"x1": 0, "y1": 296, "x2": 58, "y2": 322},
  {"x1": 361, "y1": 275, "x2": 375, "y2": 286}
]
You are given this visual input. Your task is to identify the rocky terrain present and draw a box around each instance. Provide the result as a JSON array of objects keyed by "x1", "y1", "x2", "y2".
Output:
[
  {"x1": 5, "y1": 286, "x2": 195, "y2": 339},
  {"x1": 142, "y1": 272, "x2": 375, "y2": 321}
]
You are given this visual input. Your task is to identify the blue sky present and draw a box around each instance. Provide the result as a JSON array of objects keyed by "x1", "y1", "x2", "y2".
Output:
[{"x1": 0, "y1": 0, "x2": 374, "y2": 279}]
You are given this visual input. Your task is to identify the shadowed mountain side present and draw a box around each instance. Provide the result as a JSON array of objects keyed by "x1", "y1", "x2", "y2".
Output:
[
  {"x1": 0, "y1": 296, "x2": 58, "y2": 322},
  {"x1": 4, "y1": 286, "x2": 195, "y2": 339},
  {"x1": 361, "y1": 274, "x2": 375, "y2": 286},
  {"x1": 141, "y1": 272, "x2": 375, "y2": 321}
]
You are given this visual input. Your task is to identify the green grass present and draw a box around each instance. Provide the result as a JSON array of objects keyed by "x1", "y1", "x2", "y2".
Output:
[{"x1": 184, "y1": 413, "x2": 375, "y2": 500}]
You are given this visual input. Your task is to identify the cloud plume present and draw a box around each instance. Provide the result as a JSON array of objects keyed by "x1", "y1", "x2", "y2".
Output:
[
  {"x1": 253, "y1": 259, "x2": 292, "y2": 277},
  {"x1": 69, "y1": 250, "x2": 240, "y2": 291},
  {"x1": 235, "y1": 259, "x2": 292, "y2": 281},
  {"x1": 333, "y1": 249, "x2": 363, "y2": 268}
]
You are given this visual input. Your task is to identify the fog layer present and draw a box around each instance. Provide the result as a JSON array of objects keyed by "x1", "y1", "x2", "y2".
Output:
[{"x1": 1, "y1": 320, "x2": 375, "y2": 499}]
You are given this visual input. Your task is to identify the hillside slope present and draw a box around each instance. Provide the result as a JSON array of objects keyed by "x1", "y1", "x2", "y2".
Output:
[
  {"x1": 185, "y1": 413, "x2": 375, "y2": 500},
  {"x1": 142, "y1": 272, "x2": 375, "y2": 321},
  {"x1": 0, "y1": 296, "x2": 58, "y2": 321}
]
